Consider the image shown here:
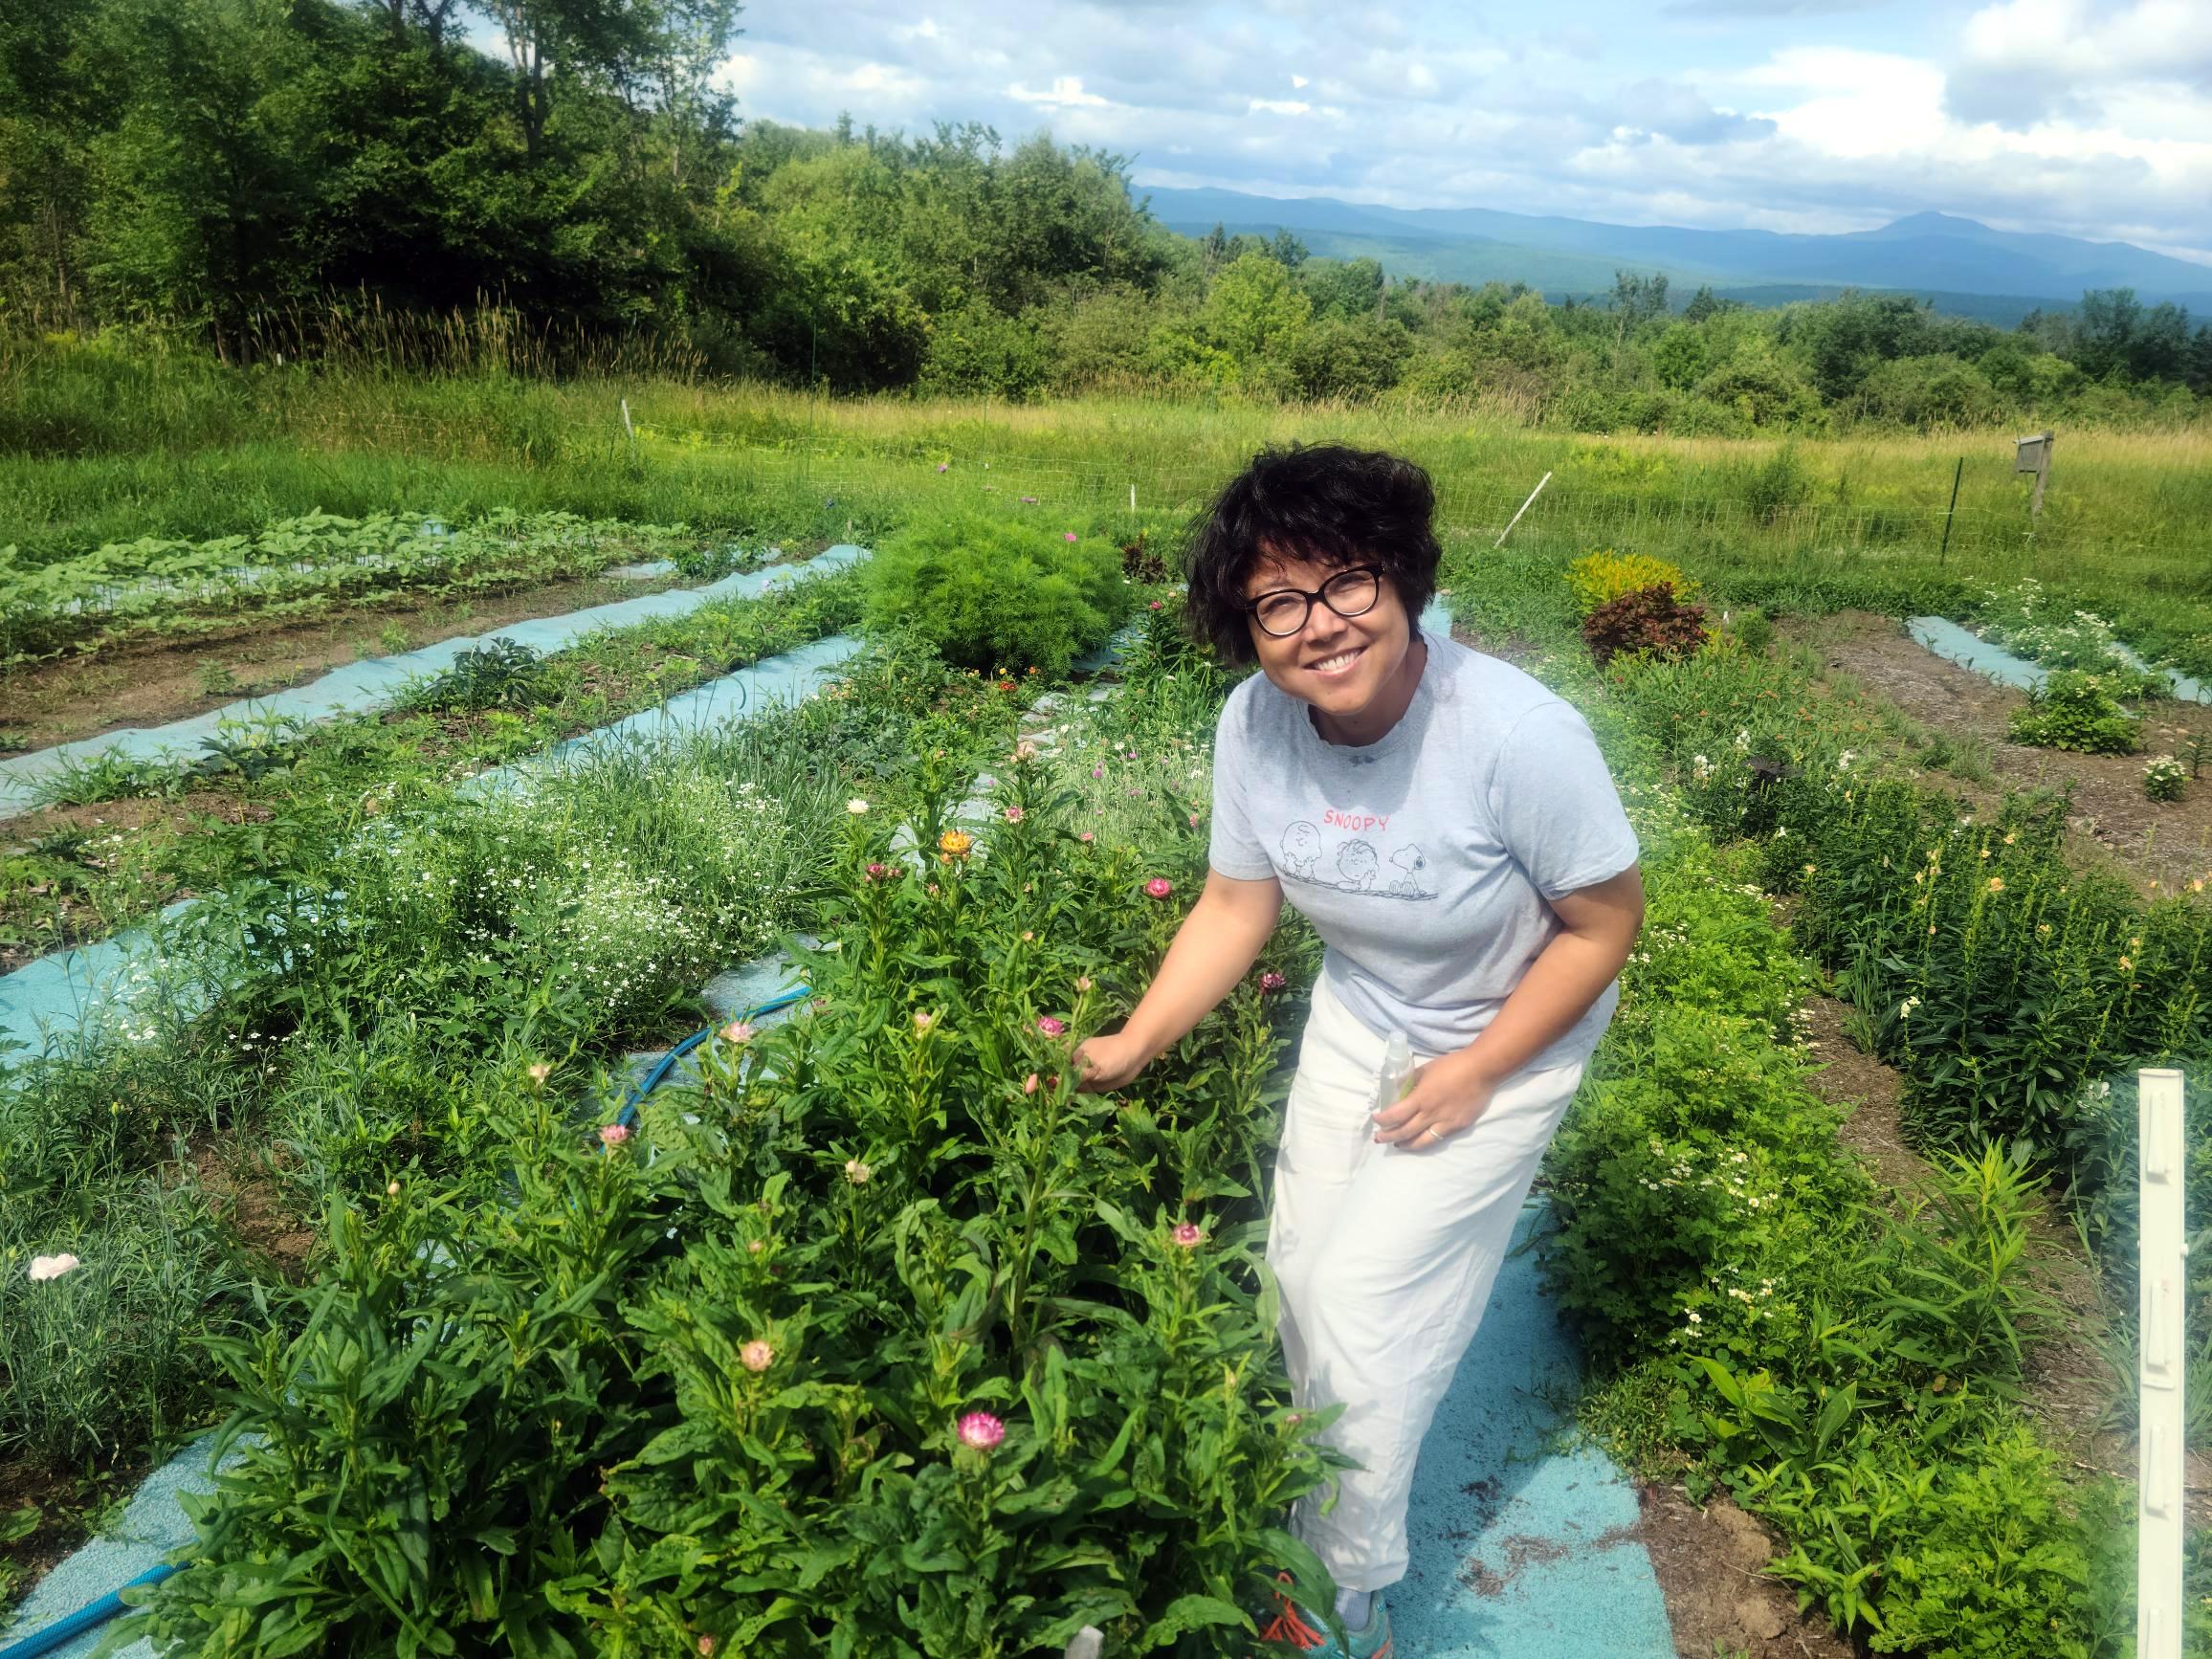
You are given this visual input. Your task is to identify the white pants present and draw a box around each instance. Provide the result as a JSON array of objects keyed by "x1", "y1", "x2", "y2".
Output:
[{"x1": 1268, "y1": 975, "x2": 1587, "y2": 1592}]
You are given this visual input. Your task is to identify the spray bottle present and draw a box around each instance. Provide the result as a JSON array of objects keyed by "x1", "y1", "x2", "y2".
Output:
[{"x1": 1371, "y1": 1029, "x2": 1416, "y2": 1141}]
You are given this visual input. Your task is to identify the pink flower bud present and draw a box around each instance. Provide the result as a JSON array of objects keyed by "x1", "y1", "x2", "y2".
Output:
[
  {"x1": 1024, "y1": 1073, "x2": 1041, "y2": 1095},
  {"x1": 741, "y1": 1339, "x2": 775, "y2": 1373},
  {"x1": 1260, "y1": 970, "x2": 1288, "y2": 994},
  {"x1": 719, "y1": 1021, "x2": 755, "y2": 1045},
  {"x1": 599, "y1": 1122, "x2": 630, "y2": 1147},
  {"x1": 1144, "y1": 877, "x2": 1174, "y2": 899},
  {"x1": 957, "y1": 1411, "x2": 1006, "y2": 1450},
  {"x1": 1004, "y1": 805, "x2": 1025, "y2": 824},
  {"x1": 1036, "y1": 1015, "x2": 1066, "y2": 1037},
  {"x1": 1171, "y1": 1222, "x2": 1205, "y2": 1249}
]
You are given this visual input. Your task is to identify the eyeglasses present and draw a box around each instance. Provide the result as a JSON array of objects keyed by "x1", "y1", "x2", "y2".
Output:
[{"x1": 1244, "y1": 566, "x2": 1383, "y2": 637}]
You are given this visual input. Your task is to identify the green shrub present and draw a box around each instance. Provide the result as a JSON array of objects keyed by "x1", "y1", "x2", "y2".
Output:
[
  {"x1": 2006, "y1": 671, "x2": 2140, "y2": 754},
  {"x1": 862, "y1": 511, "x2": 1132, "y2": 677},
  {"x1": 2144, "y1": 754, "x2": 2186, "y2": 801}
]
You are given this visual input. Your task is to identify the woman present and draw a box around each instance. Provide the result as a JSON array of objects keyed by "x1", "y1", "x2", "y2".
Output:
[{"x1": 1076, "y1": 445, "x2": 1644, "y2": 1656}]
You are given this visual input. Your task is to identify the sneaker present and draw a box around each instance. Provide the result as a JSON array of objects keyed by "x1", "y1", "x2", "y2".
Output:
[{"x1": 1254, "y1": 1574, "x2": 1393, "y2": 1658}]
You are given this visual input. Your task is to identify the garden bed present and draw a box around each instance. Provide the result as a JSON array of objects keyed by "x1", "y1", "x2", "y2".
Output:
[
  {"x1": 1789, "y1": 609, "x2": 2212, "y2": 892},
  {"x1": 0, "y1": 568, "x2": 702, "y2": 756}
]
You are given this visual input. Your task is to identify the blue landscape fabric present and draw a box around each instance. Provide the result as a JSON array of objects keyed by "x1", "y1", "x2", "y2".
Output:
[
  {"x1": 1391, "y1": 1199, "x2": 1674, "y2": 1657},
  {"x1": 1909, "y1": 614, "x2": 2211, "y2": 702},
  {"x1": 0, "y1": 544, "x2": 868, "y2": 817},
  {"x1": 3, "y1": 589, "x2": 1674, "y2": 1656}
]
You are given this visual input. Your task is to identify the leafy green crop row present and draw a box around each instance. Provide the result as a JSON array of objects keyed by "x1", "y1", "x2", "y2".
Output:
[{"x1": 0, "y1": 510, "x2": 719, "y2": 664}]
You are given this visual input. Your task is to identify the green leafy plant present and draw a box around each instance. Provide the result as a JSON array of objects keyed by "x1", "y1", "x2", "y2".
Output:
[
  {"x1": 861, "y1": 511, "x2": 1131, "y2": 678},
  {"x1": 2144, "y1": 753, "x2": 2186, "y2": 801},
  {"x1": 2006, "y1": 671, "x2": 2140, "y2": 754}
]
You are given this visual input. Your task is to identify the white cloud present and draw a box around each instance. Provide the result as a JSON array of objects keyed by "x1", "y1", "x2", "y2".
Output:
[
  {"x1": 1008, "y1": 76, "x2": 1112, "y2": 108},
  {"x1": 722, "y1": 0, "x2": 2212, "y2": 263}
]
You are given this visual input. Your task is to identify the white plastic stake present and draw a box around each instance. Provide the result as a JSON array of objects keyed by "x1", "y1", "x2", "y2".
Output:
[
  {"x1": 1494, "y1": 471, "x2": 1553, "y2": 549},
  {"x1": 1063, "y1": 1627, "x2": 1104, "y2": 1659},
  {"x1": 1130, "y1": 484, "x2": 1137, "y2": 511},
  {"x1": 621, "y1": 398, "x2": 635, "y2": 442},
  {"x1": 2137, "y1": 1066, "x2": 2186, "y2": 1659}
]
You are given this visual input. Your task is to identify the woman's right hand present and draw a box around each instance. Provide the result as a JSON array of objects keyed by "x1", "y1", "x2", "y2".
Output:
[{"x1": 1074, "y1": 1030, "x2": 1150, "y2": 1093}]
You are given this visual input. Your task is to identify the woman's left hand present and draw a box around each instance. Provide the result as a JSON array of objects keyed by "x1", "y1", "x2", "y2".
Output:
[{"x1": 1368, "y1": 1049, "x2": 1499, "y2": 1150}]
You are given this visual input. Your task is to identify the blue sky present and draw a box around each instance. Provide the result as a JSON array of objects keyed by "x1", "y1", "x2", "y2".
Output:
[{"x1": 717, "y1": 0, "x2": 2212, "y2": 264}]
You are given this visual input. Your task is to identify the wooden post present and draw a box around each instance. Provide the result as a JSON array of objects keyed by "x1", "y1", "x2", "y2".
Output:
[{"x1": 2015, "y1": 429, "x2": 2054, "y2": 530}]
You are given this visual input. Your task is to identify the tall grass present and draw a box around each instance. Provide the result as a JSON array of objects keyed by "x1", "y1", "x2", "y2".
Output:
[{"x1": 6, "y1": 329, "x2": 2211, "y2": 652}]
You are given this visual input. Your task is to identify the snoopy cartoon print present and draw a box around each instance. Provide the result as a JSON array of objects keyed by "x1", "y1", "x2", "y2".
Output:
[
  {"x1": 1280, "y1": 821, "x2": 1322, "y2": 881},
  {"x1": 1388, "y1": 844, "x2": 1432, "y2": 898},
  {"x1": 1336, "y1": 839, "x2": 1381, "y2": 891}
]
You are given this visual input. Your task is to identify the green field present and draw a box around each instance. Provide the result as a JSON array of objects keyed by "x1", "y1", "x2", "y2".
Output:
[{"x1": 9, "y1": 344, "x2": 2212, "y2": 669}]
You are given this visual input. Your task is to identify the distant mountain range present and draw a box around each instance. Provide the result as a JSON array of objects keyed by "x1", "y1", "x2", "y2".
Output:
[{"x1": 1138, "y1": 187, "x2": 2212, "y2": 325}]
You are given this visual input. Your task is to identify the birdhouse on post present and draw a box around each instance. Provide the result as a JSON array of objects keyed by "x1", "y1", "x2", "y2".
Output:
[{"x1": 2014, "y1": 429, "x2": 2054, "y2": 525}]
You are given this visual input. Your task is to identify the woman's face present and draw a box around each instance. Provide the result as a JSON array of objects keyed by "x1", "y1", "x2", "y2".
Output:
[{"x1": 1242, "y1": 551, "x2": 1415, "y2": 727}]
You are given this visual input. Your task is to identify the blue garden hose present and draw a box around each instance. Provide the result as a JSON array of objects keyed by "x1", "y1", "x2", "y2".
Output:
[
  {"x1": 0, "y1": 986, "x2": 813, "y2": 1659},
  {"x1": 608, "y1": 984, "x2": 812, "y2": 1132},
  {"x1": 0, "y1": 1564, "x2": 176, "y2": 1659}
]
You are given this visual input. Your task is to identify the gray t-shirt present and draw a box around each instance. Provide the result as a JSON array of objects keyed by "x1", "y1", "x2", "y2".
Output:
[{"x1": 1208, "y1": 630, "x2": 1639, "y2": 1070}]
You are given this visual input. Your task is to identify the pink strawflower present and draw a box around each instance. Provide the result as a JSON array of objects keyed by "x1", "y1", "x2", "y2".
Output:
[
  {"x1": 1091, "y1": 764, "x2": 1104, "y2": 777},
  {"x1": 719, "y1": 1021, "x2": 755, "y2": 1045},
  {"x1": 1078, "y1": 831, "x2": 1095, "y2": 843},
  {"x1": 1011, "y1": 740, "x2": 1038, "y2": 762},
  {"x1": 1064, "y1": 531, "x2": 1078, "y2": 542},
  {"x1": 1149, "y1": 599, "x2": 1163, "y2": 610},
  {"x1": 741, "y1": 1339, "x2": 775, "y2": 1373},
  {"x1": 526, "y1": 1061, "x2": 552, "y2": 1085},
  {"x1": 1260, "y1": 970, "x2": 1288, "y2": 994},
  {"x1": 699, "y1": 1637, "x2": 718, "y2": 1656},
  {"x1": 866, "y1": 861, "x2": 887, "y2": 880},
  {"x1": 1074, "y1": 975, "x2": 1094, "y2": 992},
  {"x1": 914, "y1": 1009, "x2": 937, "y2": 1031},
  {"x1": 1036, "y1": 1015, "x2": 1067, "y2": 1037},
  {"x1": 27, "y1": 1252, "x2": 81, "y2": 1283},
  {"x1": 844, "y1": 1158, "x2": 873, "y2": 1184},
  {"x1": 936, "y1": 463, "x2": 948, "y2": 474},
  {"x1": 1004, "y1": 806, "x2": 1025, "y2": 824},
  {"x1": 958, "y1": 1411, "x2": 1006, "y2": 1450},
  {"x1": 1145, "y1": 877, "x2": 1174, "y2": 899},
  {"x1": 1187, "y1": 812, "x2": 1201, "y2": 829},
  {"x1": 746, "y1": 1238, "x2": 765, "y2": 1255},
  {"x1": 1024, "y1": 1073, "x2": 1041, "y2": 1095},
  {"x1": 1171, "y1": 1222, "x2": 1205, "y2": 1249},
  {"x1": 600, "y1": 1122, "x2": 631, "y2": 1147}
]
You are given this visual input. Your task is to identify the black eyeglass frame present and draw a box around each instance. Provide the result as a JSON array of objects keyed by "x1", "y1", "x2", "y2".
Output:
[{"x1": 1241, "y1": 564, "x2": 1386, "y2": 638}]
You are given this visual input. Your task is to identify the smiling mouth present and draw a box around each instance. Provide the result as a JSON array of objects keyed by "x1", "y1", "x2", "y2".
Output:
[{"x1": 1306, "y1": 646, "x2": 1365, "y2": 676}]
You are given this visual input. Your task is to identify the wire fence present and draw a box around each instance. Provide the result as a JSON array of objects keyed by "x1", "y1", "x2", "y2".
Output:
[{"x1": 275, "y1": 402, "x2": 2211, "y2": 598}]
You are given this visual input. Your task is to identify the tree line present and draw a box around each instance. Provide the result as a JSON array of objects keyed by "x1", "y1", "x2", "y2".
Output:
[{"x1": 3, "y1": 0, "x2": 2207, "y2": 432}]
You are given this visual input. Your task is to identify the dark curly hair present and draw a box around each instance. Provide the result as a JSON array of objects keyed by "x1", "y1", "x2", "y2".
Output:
[{"x1": 1183, "y1": 444, "x2": 1441, "y2": 667}]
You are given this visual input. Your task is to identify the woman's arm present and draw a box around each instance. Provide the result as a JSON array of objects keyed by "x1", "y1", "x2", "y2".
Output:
[
  {"x1": 1074, "y1": 868, "x2": 1284, "y2": 1091},
  {"x1": 1370, "y1": 864, "x2": 1645, "y2": 1147}
]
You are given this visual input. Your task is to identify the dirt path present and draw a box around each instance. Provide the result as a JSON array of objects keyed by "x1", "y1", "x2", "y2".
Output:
[
  {"x1": 1789, "y1": 611, "x2": 2212, "y2": 894},
  {"x1": 0, "y1": 569, "x2": 693, "y2": 756}
]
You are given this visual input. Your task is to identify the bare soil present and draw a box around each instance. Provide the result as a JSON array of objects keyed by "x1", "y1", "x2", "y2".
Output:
[
  {"x1": 0, "y1": 569, "x2": 691, "y2": 756},
  {"x1": 1631, "y1": 1483, "x2": 1857, "y2": 1659},
  {"x1": 191, "y1": 1144, "x2": 317, "y2": 1279},
  {"x1": 1788, "y1": 610, "x2": 2212, "y2": 894}
]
